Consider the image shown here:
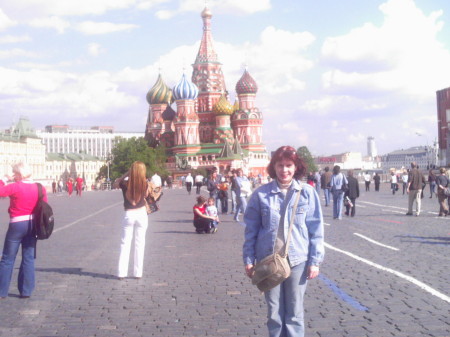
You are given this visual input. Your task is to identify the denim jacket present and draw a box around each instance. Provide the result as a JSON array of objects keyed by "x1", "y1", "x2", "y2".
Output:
[{"x1": 243, "y1": 179, "x2": 324, "y2": 268}]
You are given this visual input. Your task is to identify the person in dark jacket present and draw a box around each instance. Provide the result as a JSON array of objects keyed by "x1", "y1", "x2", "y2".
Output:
[
  {"x1": 344, "y1": 170, "x2": 360, "y2": 217},
  {"x1": 373, "y1": 173, "x2": 381, "y2": 192},
  {"x1": 436, "y1": 167, "x2": 449, "y2": 216}
]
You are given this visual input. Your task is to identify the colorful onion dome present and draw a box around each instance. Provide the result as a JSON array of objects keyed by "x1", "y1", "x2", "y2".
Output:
[
  {"x1": 172, "y1": 74, "x2": 199, "y2": 100},
  {"x1": 212, "y1": 94, "x2": 233, "y2": 115},
  {"x1": 235, "y1": 69, "x2": 258, "y2": 95},
  {"x1": 162, "y1": 105, "x2": 176, "y2": 121},
  {"x1": 146, "y1": 74, "x2": 173, "y2": 105},
  {"x1": 201, "y1": 7, "x2": 212, "y2": 18}
]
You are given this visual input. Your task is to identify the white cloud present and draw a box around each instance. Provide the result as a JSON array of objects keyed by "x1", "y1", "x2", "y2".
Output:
[
  {"x1": 75, "y1": 21, "x2": 138, "y2": 35},
  {"x1": 0, "y1": 35, "x2": 31, "y2": 44},
  {"x1": 321, "y1": 0, "x2": 450, "y2": 98},
  {"x1": 0, "y1": 8, "x2": 17, "y2": 31},
  {"x1": 29, "y1": 16, "x2": 70, "y2": 34},
  {"x1": 0, "y1": 48, "x2": 37, "y2": 59},
  {"x1": 87, "y1": 43, "x2": 105, "y2": 57}
]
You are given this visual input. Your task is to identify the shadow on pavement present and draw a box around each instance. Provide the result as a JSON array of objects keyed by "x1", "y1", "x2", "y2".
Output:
[{"x1": 36, "y1": 267, "x2": 116, "y2": 279}]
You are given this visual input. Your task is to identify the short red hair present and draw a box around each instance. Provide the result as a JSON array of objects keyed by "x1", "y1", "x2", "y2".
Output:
[{"x1": 267, "y1": 146, "x2": 307, "y2": 180}]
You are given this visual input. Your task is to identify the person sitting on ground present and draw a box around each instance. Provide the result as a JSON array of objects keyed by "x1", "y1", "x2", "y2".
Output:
[
  {"x1": 193, "y1": 196, "x2": 216, "y2": 234},
  {"x1": 205, "y1": 197, "x2": 220, "y2": 233}
]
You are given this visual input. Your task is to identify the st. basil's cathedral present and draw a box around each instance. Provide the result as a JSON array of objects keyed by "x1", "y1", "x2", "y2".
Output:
[{"x1": 145, "y1": 7, "x2": 269, "y2": 177}]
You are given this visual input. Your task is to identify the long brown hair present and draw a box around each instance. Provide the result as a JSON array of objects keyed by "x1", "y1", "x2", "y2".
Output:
[{"x1": 125, "y1": 161, "x2": 148, "y2": 205}]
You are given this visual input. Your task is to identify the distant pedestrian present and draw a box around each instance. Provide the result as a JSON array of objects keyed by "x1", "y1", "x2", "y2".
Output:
[
  {"x1": 0, "y1": 162, "x2": 47, "y2": 299},
  {"x1": 320, "y1": 166, "x2": 332, "y2": 207},
  {"x1": 406, "y1": 162, "x2": 426, "y2": 216},
  {"x1": 436, "y1": 168, "x2": 449, "y2": 216},
  {"x1": 306, "y1": 172, "x2": 316, "y2": 187},
  {"x1": 207, "y1": 171, "x2": 221, "y2": 209},
  {"x1": 217, "y1": 177, "x2": 229, "y2": 213},
  {"x1": 151, "y1": 173, "x2": 162, "y2": 188},
  {"x1": 185, "y1": 173, "x2": 193, "y2": 195},
  {"x1": 166, "y1": 176, "x2": 173, "y2": 189},
  {"x1": 330, "y1": 165, "x2": 348, "y2": 220},
  {"x1": 428, "y1": 169, "x2": 436, "y2": 198},
  {"x1": 233, "y1": 169, "x2": 251, "y2": 222},
  {"x1": 114, "y1": 161, "x2": 150, "y2": 279},
  {"x1": 373, "y1": 173, "x2": 381, "y2": 191},
  {"x1": 401, "y1": 170, "x2": 409, "y2": 195},
  {"x1": 314, "y1": 171, "x2": 321, "y2": 194},
  {"x1": 66, "y1": 178, "x2": 73, "y2": 197},
  {"x1": 58, "y1": 179, "x2": 63, "y2": 193},
  {"x1": 76, "y1": 175, "x2": 83, "y2": 196},
  {"x1": 194, "y1": 173, "x2": 204, "y2": 194},
  {"x1": 344, "y1": 170, "x2": 359, "y2": 217},
  {"x1": 364, "y1": 172, "x2": 371, "y2": 191},
  {"x1": 390, "y1": 172, "x2": 398, "y2": 195}
]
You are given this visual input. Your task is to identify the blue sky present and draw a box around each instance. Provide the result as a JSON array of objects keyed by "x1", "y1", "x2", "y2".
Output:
[{"x1": 1, "y1": 0, "x2": 450, "y2": 157}]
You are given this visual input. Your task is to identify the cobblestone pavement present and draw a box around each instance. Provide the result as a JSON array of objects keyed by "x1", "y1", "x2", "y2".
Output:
[{"x1": 0, "y1": 183, "x2": 449, "y2": 337}]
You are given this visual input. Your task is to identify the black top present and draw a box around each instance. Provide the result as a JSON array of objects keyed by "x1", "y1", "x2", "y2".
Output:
[
  {"x1": 120, "y1": 179, "x2": 146, "y2": 210},
  {"x1": 436, "y1": 174, "x2": 448, "y2": 188}
]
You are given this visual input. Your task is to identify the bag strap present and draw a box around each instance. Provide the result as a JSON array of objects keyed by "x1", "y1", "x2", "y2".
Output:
[{"x1": 281, "y1": 183, "x2": 303, "y2": 257}]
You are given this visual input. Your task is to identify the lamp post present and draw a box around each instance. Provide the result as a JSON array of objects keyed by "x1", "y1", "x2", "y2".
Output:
[{"x1": 415, "y1": 132, "x2": 430, "y2": 169}]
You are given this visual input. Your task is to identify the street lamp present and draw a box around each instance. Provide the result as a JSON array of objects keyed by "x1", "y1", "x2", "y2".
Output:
[{"x1": 415, "y1": 132, "x2": 430, "y2": 169}]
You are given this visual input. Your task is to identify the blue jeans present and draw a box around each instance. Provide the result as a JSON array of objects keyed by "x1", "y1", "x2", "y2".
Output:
[
  {"x1": 234, "y1": 196, "x2": 247, "y2": 220},
  {"x1": 332, "y1": 190, "x2": 345, "y2": 219},
  {"x1": 265, "y1": 262, "x2": 308, "y2": 337},
  {"x1": 0, "y1": 220, "x2": 36, "y2": 297},
  {"x1": 231, "y1": 190, "x2": 237, "y2": 213},
  {"x1": 323, "y1": 188, "x2": 331, "y2": 206}
]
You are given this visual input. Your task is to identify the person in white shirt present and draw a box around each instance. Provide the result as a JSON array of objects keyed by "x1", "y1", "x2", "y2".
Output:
[
  {"x1": 194, "y1": 174, "x2": 204, "y2": 195},
  {"x1": 151, "y1": 173, "x2": 162, "y2": 187},
  {"x1": 185, "y1": 173, "x2": 194, "y2": 195}
]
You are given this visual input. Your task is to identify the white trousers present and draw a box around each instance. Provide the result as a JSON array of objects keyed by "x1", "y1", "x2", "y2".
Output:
[{"x1": 118, "y1": 208, "x2": 149, "y2": 278}]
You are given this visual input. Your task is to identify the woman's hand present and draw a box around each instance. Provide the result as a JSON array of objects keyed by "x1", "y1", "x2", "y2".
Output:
[
  {"x1": 307, "y1": 265, "x2": 320, "y2": 280},
  {"x1": 245, "y1": 264, "x2": 254, "y2": 279}
]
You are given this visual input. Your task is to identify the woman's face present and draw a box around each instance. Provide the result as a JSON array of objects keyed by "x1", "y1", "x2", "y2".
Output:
[{"x1": 275, "y1": 159, "x2": 296, "y2": 184}]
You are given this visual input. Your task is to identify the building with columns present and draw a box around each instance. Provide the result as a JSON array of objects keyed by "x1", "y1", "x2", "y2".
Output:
[
  {"x1": 37, "y1": 125, "x2": 143, "y2": 160},
  {"x1": 145, "y1": 7, "x2": 269, "y2": 177}
]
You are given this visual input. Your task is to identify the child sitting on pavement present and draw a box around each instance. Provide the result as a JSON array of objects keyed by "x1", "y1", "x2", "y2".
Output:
[
  {"x1": 205, "y1": 197, "x2": 220, "y2": 233},
  {"x1": 193, "y1": 196, "x2": 216, "y2": 234}
]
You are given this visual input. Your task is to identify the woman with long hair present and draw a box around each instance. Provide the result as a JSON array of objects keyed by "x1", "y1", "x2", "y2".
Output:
[
  {"x1": 243, "y1": 146, "x2": 324, "y2": 337},
  {"x1": 114, "y1": 161, "x2": 150, "y2": 279}
]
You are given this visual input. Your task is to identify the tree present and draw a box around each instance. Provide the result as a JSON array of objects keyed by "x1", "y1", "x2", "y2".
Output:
[
  {"x1": 107, "y1": 137, "x2": 168, "y2": 180},
  {"x1": 297, "y1": 146, "x2": 317, "y2": 173}
]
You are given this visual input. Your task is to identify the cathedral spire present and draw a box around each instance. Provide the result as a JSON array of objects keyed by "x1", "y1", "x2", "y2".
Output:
[{"x1": 195, "y1": 7, "x2": 218, "y2": 64}]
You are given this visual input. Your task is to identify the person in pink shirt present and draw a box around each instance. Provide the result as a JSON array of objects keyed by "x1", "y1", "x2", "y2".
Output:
[
  {"x1": 66, "y1": 178, "x2": 73, "y2": 197},
  {"x1": 0, "y1": 162, "x2": 48, "y2": 299},
  {"x1": 75, "y1": 176, "x2": 83, "y2": 196}
]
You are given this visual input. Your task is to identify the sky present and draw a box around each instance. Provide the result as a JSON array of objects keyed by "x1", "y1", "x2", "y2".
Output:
[{"x1": 1, "y1": 0, "x2": 450, "y2": 157}]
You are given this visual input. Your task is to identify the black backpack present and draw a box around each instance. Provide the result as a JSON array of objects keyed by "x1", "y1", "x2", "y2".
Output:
[{"x1": 33, "y1": 183, "x2": 54, "y2": 240}]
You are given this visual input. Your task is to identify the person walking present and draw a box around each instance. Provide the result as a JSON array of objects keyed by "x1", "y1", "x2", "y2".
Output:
[
  {"x1": 364, "y1": 172, "x2": 371, "y2": 191},
  {"x1": 436, "y1": 168, "x2": 449, "y2": 216},
  {"x1": 233, "y1": 168, "x2": 251, "y2": 222},
  {"x1": 330, "y1": 165, "x2": 348, "y2": 220},
  {"x1": 401, "y1": 170, "x2": 409, "y2": 195},
  {"x1": 344, "y1": 170, "x2": 359, "y2": 217},
  {"x1": 320, "y1": 166, "x2": 332, "y2": 207},
  {"x1": 390, "y1": 171, "x2": 398, "y2": 195},
  {"x1": 75, "y1": 175, "x2": 83, "y2": 196},
  {"x1": 428, "y1": 169, "x2": 436, "y2": 198},
  {"x1": 243, "y1": 145, "x2": 324, "y2": 337},
  {"x1": 373, "y1": 173, "x2": 381, "y2": 192},
  {"x1": 0, "y1": 162, "x2": 47, "y2": 299},
  {"x1": 114, "y1": 161, "x2": 151, "y2": 279},
  {"x1": 185, "y1": 173, "x2": 193, "y2": 195},
  {"x1": 66, "y1": 178, "x2": 73, "y2": 197},
  {"x1": 406, "y1": 162, "x2": 426, "y2": 216},
  {"x1": 194, "y1": 173, "x2": 204, "y2": 195}
]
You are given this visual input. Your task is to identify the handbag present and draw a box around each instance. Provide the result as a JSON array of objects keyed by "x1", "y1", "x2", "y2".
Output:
[
  {"x1": 443, "y1": 187, "x2": 450, "y2": 197},
  {"x1": 145, "y1": 181, "x2": 163, "y2": 214},
  {"x1": 251, "y1": 186, "x2": 302, "y2": 292}
]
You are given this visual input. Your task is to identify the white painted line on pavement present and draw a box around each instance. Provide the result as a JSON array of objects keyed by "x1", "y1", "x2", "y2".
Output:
[
  {"x1": 53, "y1": 201, "x2": 123, "y2": 233},
  {"x1": 353, "y1": 233, "x2": 399, "y2": 251},
  {"x1": 324, "y1": 222, "x2": 331, "y2": 226},
  {"x1": 359, "y1": 201, "x2": 405, "y2": 211},
  {"x1": 325, "y1": 242, "x2": 450, "y2": 304}
]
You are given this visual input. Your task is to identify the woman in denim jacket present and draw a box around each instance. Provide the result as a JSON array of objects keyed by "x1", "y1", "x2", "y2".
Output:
[{"x1": 243, "y1": 146, "x2": 324, "y2": 337}]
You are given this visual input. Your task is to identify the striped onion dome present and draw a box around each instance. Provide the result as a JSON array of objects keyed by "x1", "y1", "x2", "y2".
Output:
[
  {"x1": 146, "y1": 74, "x2": 173, "y2": 105},
  {"x1": 235, "y1": 69, "x2": 258, "y2": 95},
  {"x1": 172, "y1": 74, "x2": 198, "y2": 100},
  {"x1": 212, "y1": 94, "x2": 233, "y2": 115}
]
